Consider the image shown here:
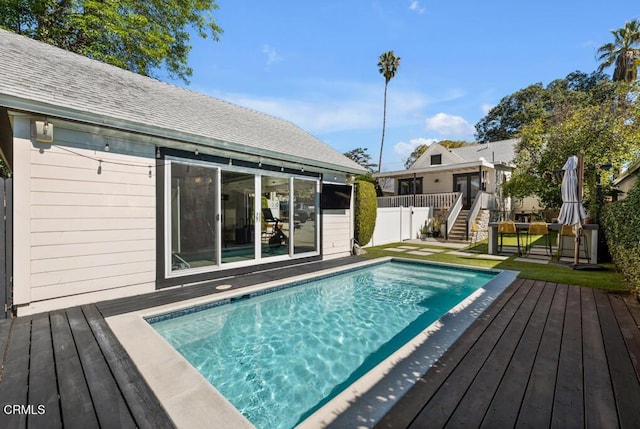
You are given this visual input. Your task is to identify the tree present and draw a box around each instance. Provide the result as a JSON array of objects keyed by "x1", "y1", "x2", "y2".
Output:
[
  {"x1": 439, "y1": 139, "x2": 470, "y2": 149},
  {"x1": 597, "y1": 20, "x2": 640, "y2": 82},
  {"x1": 343, "y1": 147, "x2": 377, "y2": 172},
  {"x1": 377, "y1": 50, "x2": 400, "y2": 172},
  {"x1": 0, "y1": 0, "x2": 222, "y2": 82},
  {"x1": 475, "y1": 71, "x2": 614, "y2": 142},
  {"x1": 404, "y1": 144, "x2": 428, "y2": 168},
  {"x1": 354, "y1": 180, "x2": 377, "y2": 246},
  {"x1": 505, "y1": 82, "x2": 640, "y2": 217},
  {"x1": 403, "y1": 140, "x2": 471, "y2": 168}
]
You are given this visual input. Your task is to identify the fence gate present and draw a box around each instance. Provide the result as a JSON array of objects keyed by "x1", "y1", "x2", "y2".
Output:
[{"x1": 0, "y1": 177, "x2": 13, "y2": 319}]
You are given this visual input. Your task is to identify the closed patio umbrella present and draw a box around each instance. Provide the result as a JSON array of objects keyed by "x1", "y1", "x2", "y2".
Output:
[{"x1": 557, "y1": 155, "x2": 587, "y2": 265}]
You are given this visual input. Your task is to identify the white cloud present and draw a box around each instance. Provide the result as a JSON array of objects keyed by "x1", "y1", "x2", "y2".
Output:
[
  {"x1": 215, "y1": 81, "x2": 429, "y2": 134},
  {"x1": 425, "y1": 112, "x2": 475, "y2": 136},
  {"x1": 409, "y1": 1, "x2": 426, "y2": 14},
  {"x1": 394, "y1": 137, "x2": 437, "y2": 156},
  {"x1": 262, "y1": 44, "x2": 283, "y2": 68},
  {"x1": 481, "y1": 103, "x2": 494, "y2": 115}
]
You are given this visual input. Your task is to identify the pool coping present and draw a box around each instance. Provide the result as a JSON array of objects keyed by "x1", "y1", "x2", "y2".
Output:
[{"x1": 105, "y1": 257, "x2": 518, "y2": 428}]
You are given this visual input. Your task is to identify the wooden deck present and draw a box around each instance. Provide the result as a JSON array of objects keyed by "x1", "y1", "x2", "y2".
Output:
[
  {"x1": 1, "y1": 263, "x2": 640, "y2": 428},
  {"x1": 0, "y1": 305, "x2": 174, "y2": 429},
  {"x1": 376, "y1": 279, "x2": 640, "y2": 429}
]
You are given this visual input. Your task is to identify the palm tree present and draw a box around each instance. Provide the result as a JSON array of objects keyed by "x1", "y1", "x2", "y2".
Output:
[
  {"x1": 377, "y1": 50, "x2": 400, "y2": 172},
  {"x1": 597, "y1": 20, "x2": 640, "y2": 82}
]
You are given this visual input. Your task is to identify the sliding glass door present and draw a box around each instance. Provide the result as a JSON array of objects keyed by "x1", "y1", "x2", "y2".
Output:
[
  {"x1": 166, "y1": 158, "x2": 319, "y2": 277},
  {"x1": 261, "y1": 175, "x2": 290, "y2": 259},
  {"x1": 293, "y1": 178, "x2": 318, "y2": 254},
  {"x1": 170, "y1": 163, "x2": 218, "y2": 271},
  {"x1": 221, "y1": 171, "x2": 256, "y2": 263}
]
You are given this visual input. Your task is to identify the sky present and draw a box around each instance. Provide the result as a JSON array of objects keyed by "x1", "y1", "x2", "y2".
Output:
[{"x1": 161, "y1": 0, "x2": 639, "y2": 172}]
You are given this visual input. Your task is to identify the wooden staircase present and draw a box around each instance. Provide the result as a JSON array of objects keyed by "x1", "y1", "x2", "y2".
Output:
[{"x1": 447, "y1": 210, "x2": 469, "y2": 241}]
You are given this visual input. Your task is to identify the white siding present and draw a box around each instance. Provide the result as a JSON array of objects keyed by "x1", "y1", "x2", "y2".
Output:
[
  {"x1": 16, "y1": 122, "x2": 156, "y2": 314},
  {"x1": 322, "y1": 209, "x2": 353, "y2": 259}
]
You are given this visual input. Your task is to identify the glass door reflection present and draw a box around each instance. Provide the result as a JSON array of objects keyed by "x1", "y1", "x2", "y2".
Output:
[
  {"x1": 261, "y1": 176, "x2": 290, "y2": 258},
  {"x1": 221, "y1": 171, "x2": 256, "y2": 263}
]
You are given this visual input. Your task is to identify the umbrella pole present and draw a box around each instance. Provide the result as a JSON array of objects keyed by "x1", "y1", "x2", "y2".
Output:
[
  {"x1": 575, "y1": 154, "x2": 585, "y2": 266},
  {"x1": 574, "y1": 227, "x2": 580, "y2": 265}
]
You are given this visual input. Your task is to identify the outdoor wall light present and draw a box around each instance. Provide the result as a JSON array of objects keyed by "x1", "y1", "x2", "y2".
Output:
[
  {"x1": 33, "y1": 120, "x2": 53, "y2": 144},
  {"x1": 104, "y1": 142, "x2": 110, "y2": 152},
  {"x1": 156, "y1": 147, "x2": 161, "y2": 158}
]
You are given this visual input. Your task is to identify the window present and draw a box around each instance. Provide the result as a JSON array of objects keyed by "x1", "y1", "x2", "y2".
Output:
[
  {"x1": 398, "y1": 177, "x2": 423, "y2": 195},
  {"x1": 430, "y1": 154, "x2": 442, "y2": 165}
]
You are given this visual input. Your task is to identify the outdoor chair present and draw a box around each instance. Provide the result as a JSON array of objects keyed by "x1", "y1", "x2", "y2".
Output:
[
  {"x1": 557, "y1": 224, "x2": 590, "y2": 263},
  {"x1": 498, "y1": 221, "x2": 521, "y2": 255},
  {"x1": 470, "y1": 220, "x2": 486, "y2": 244},
  {"x1": 525, "y1": 222, "x2": 552, "y2": 256}
]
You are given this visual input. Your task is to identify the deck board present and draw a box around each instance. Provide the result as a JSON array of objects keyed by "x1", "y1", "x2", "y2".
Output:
[
  {"x1": 66, "y1": 306, "x2": 136, "y2": 429},
  {"x1": 479, "y1": 280, "x2": 555, "y2": 428},
  {"x1": 610, "y1": 294, "x2": 640, "y2": 380},
  {"x1": 407, "y1": 279, "x2": 535, "y2": 428},
  {"x1": 444, "y1": 280, "x2": 546, "y2": 428},
  {"x1": 595, "y1": 289, "x2": 640, "y2": 428},
  {"x1": 50, "y1": 310, "x2": 100, "y2": 429},
  {"x1": 377, "y1": 280, "x2": 640, "y2": 429},
  {"x1": 28, "y1": 313, "x2": 62, "y2": 429},
  {"x1": 515, "y1": 283, "x2": 567, "y2": 428},
  {"x1": 581, "y1": 287, "x2": 619, "y2": 429},
  {"x1": 82, "y1": 304, "x2": 175, "y2": 429},
  {"x1": 0, "y1": 317, "x2": 31, "y2": 429},
  {"x1": 551, "y1": 284, "x2": 584, "y2": 428}
]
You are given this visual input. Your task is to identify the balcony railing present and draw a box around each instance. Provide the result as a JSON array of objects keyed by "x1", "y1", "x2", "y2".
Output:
[{"x1": 377, "y1": 192, "x2": 460, "y2": 209}]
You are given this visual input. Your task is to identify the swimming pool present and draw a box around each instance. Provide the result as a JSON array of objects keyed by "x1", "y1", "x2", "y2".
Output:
[{"x1": 147, "y1": 260, "x2": 503, "y2": 429}]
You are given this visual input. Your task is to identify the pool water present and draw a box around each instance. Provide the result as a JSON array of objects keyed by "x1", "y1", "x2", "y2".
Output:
[{"x1": 150, "y1": 261, "x2": 496, "y2": 429}]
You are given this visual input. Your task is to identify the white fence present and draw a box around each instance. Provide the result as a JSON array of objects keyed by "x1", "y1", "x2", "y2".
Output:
[
  {"x1": 377, "y1": 192, "x2": 458, "y2": 209},
  {"x1": 365, "y1": 206, "x2": 432, "y2": 247}
]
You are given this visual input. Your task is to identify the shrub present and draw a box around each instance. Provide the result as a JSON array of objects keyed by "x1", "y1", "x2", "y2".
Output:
[
  {"x1": 354, "y1": 180, "x2": 377, "y2": 246},
  {"x1": 601, "y1": 180, "x2": 640, "y2": 294}
]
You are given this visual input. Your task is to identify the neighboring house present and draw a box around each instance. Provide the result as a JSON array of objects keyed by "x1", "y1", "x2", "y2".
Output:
[
  {"x1": 0, "y1": 29, "x2": 365, "y2": 316},
  {"x1": 377, "y1": 139, "x2": 519, "y2": 211},
  {"x1": 375, "y1": 139, "x2": 540, "y2": 239},
  {"x1": 613, "y1": 157, "x2": 640, "y2": 198}
]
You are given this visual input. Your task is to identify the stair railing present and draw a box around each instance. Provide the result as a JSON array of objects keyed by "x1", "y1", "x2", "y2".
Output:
[
  {"x1": 465, "y1": 190, "x2": 484, "y2": 240},
  {"x1": 444, "y1": 192, "x2": 463, "y2": 240}
]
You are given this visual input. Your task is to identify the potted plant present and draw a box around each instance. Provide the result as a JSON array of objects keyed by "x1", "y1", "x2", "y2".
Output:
[
  {"x1": 432, "y1": 215, "x2": 442, "y2": 238},
  {"x1": 420, "y1": 220, "x2": 430, "y2": 240}
]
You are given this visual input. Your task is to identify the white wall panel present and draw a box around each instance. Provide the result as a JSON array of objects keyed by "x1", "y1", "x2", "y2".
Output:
[
  {"x1": 16, "y1": 122, "x2": 157, "y2": 311},
  {"x1": 322, "y1": 209, "x2": 352, "y2": 258}
]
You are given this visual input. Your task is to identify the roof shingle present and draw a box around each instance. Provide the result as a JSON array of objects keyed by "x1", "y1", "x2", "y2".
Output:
[{"x1": 0, "y1": 29, "x2": 364, "y2": 173}]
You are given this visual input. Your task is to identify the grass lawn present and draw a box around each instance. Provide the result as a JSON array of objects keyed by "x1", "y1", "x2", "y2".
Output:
[{"x1": 360, "y1": 238, "x2": 628, "y2": 292}]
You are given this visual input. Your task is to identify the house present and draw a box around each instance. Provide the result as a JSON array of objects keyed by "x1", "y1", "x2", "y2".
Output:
[
  {"x1": 0, "y1": 29, "x2": 366, "y2": 316},
  {"x1": 613, "y1": 157, "x2": 640, "y2": 198},
  {"x1": 375, "y1": 139, "x2": 538, "y2": 240}
]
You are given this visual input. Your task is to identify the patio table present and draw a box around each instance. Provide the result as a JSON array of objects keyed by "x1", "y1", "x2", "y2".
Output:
[{"x1": 487, "y1": 222, "x2": 598, "y2": 262}]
